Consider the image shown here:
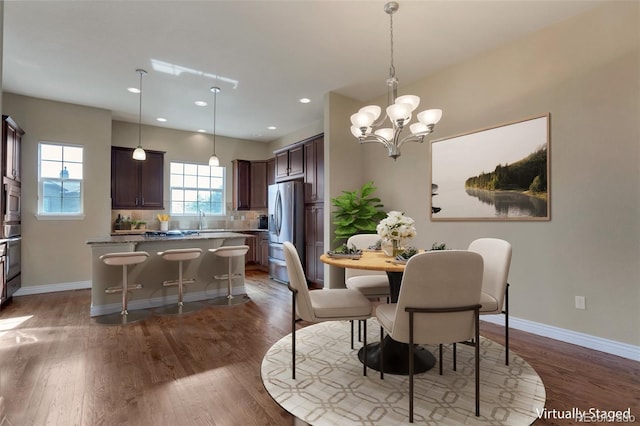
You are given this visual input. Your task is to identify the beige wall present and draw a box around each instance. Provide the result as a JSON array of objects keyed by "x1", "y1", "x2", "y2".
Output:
[
  {"x1": 329, "y1": 2, "x2": 639, "y2": 346},
  {"x1": 4, "y1": 94, "x2": 113, "y2": 287}
]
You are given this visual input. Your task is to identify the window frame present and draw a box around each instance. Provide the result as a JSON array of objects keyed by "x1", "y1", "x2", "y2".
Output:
[
  {"x1": 169, "y1": 161, "x2": 226, "y2": 217},
  {"x1": 36, "y1": 141, "x2": 85, "y2": 220}
]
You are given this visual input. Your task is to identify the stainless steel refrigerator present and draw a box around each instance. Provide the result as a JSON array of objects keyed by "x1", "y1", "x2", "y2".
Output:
[{"x1": 268, "y1": 181, "x2": 304, "y2": 283}]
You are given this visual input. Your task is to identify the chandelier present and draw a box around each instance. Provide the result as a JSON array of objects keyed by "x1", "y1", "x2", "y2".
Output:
[
  {"x1": 132, "y1": 68, "x2": 147, "y2": 161},
  {"x1": 349, "y1": 2, "x2": 442, "y2": 160},
  {"x1": 208, "y1": 86, "x2": 221, "y2": 167}
]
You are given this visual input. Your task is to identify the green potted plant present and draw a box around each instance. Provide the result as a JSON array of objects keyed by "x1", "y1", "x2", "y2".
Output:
[{"x1": 331, "y1": 181, "x2": 386, "y2": 244}]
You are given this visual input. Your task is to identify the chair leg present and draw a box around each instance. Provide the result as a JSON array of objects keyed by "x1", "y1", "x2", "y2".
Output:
[
  {"x1": 350, "y1": 320, "x2": 354, "y2": 349},
  {"x1": 362, "y1": 319, "x2": 367, "y2": 377},
  {"x1": 358, "y1": 320, "x2": 362, "y2": 342},
  {"x1": 291, "y1": 290, "x2": 296, "y2": 380},
  {"x1": 475, "y1": 309, "x2": 480, "y2": 417},
  {"x1": 453, "y1": 342, "x2": 457, "y2": 371},
  {"x1": 438, "y1": 344, "x2": 443, "y2": 375},
  {"x1": 379, "y1": 326, "x2": 384, "y2": 380},
  {"x1": 409, "y1": 311, "x2": 415, "y2": 423},
  {"x1": 505, "y1": 283, "x2": 510, "y2": 366}
]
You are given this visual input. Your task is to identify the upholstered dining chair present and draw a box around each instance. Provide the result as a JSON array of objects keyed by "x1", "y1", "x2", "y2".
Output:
[
  {"x1": 345, "y1": 234, "x2": 390, "y2": 299},
  {"x1": 468, "y1": 238, "x2": 512, "y2": 365},
  {"x1": 375, "y1": 250, "x2": 484, "y2": 422},
  {"x1": 282, "y1": 241, "x2": 373, "y2": 379},
  {"x1": 345, "y1": 234, "x2": 390, "y2": 348}
]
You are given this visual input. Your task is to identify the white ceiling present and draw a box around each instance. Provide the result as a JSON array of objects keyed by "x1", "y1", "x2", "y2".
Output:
[{"x1": 3, "y1": 0, "x2": 603, "y2": 143}]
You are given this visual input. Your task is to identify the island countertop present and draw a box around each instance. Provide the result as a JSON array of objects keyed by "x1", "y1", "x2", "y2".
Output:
[{"x1": 86, "y1": 231, "x2": 250, "y2": 245}]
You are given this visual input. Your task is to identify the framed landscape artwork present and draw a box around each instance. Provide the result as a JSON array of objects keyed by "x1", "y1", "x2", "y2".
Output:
[{"x1": 430, "y1": 114, "x2": 550, "y2": 221}]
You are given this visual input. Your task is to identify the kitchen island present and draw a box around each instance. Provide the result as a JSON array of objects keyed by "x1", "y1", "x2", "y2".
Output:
[{"x1": 86, "y1": 231, "x2": 249, "y2": 317}]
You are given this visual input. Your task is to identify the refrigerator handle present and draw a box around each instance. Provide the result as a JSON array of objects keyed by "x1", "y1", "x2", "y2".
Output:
[{"x1": 275, "y1": 189, "x2": 282, "y2": 236}]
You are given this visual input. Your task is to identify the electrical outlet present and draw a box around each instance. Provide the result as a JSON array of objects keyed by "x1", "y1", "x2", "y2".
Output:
[{"x1": 575, "y1": 296, "x2": 586, "y2": 310}]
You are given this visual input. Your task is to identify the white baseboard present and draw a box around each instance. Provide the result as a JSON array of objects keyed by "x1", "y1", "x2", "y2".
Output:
[
  {"x1": 13, "y1": 280, "x2": 92, "y2": 296},
  {"x1": 481, "y1": 314, "x2": 640, "y2": 362}
]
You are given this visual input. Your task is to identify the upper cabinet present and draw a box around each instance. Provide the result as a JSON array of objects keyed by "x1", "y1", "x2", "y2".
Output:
[
  {"x1": 111, "y1": 146, "x2": 164, "y2": 209},
  {"x1": 304, "y1": 136, "x2": 324, "y2": 204},
  {"x1": 232, "y1": 159, "x2": 251, "y2": 210},
  {"x1": 267, "y1": 158, "x2": 276, "y2": 186},
  {"x1": 2, "y1": 116, "x2": 23, "y2": 183},
  {"x1": 232, "y1": 159, "x2": 271, "y2": 210},
  {"x1": 274, "y1": 144, "x2": 304, "y2": 181},
  {"x1": 250, "y1": 160, "x2": 268, "y2": 209}
]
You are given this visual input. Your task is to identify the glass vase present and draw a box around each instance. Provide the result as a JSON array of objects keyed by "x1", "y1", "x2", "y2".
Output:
[{"x1": 382, "y1": 238, "x2": 404, "y2": 257}]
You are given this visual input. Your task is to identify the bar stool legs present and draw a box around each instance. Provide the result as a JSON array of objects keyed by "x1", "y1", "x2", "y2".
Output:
[
  {"x1": 96, "y1": 251, "x2": 151, "y2": 325},
  {"x1": 155, "y1": 248, "x2": 204, "y2": 316},
  {"x1": 208, "y1": 245, "x2": 251, "y2": 306}
]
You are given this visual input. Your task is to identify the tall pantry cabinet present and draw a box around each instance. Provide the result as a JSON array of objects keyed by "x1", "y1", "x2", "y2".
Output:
[{"x1": 303, "y1": 135, "x2": 324, "y2": 287}]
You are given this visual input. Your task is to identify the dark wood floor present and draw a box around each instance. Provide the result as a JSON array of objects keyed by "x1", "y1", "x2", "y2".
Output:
[{"x1": 0, "y1": 271, "x2": 638, "y2": 425}]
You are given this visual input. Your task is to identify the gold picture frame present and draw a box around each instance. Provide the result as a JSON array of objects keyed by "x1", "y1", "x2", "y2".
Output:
[{"x1": 430, "y1": 114, "x2": 550, "y2": 221}]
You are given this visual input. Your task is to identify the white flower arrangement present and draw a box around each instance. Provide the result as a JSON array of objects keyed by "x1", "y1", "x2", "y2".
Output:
[{"x1": 376, "y1": 211, "x2": 417, "y2": 241}]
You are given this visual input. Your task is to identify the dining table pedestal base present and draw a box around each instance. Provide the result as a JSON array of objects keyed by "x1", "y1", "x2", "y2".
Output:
[{"x1": 358, "y1": 335, "x2": 436, "y2": 375}]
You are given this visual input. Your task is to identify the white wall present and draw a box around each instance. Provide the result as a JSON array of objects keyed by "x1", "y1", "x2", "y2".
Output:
[{"x1": 330, "y1": 2, "x2": 639, "y2": 346}]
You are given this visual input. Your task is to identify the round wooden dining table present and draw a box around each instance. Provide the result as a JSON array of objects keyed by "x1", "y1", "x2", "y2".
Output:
[{"x1": 320, "y1": 250, "x2": 436, "y2": 375}]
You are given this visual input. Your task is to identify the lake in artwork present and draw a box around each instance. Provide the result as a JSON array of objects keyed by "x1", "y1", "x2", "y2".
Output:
[{"x1": 431, "y1": 182, "x2": 547, "y2": 218}]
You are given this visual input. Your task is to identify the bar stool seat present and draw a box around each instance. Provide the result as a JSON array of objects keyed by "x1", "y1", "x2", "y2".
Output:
[
  {"x1": 155, "y1": 248, "x2": 204, "y2": 316},
  {"x1": 208, "y1": 245, "x2": 251, "y2": 306},
  {"x1": 96, "y1": 251, "x2": 150, "y2": 325}
]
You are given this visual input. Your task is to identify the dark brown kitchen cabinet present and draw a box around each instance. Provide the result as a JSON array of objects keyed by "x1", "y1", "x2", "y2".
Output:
[
  {"x1": 111, "y1": 146, "x2": 164, "y2": 209},
  {"x1": 250, "y1": 160, "x2": 268, "y2": 209},
  {"x1": 275, "y1": 144, "x2": 304, "y2": 181},
  {"x1": 232, "y1": 159, "x2": 251, "y2": 210},
  {"x1": 305, "y1": 203, "x2": 324, "y2": 286},
  {"x1": 267, "y1": 158, "x2": 276, "y2": 186},
  {"x1": 3, "y1": 116, "x2": 23, "y2": 182},
  {"x1": 304, "y1": 136, "x2": 324, "y2": 203}
]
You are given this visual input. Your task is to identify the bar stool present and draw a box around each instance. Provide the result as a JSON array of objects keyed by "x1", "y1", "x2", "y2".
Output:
[
  {"x1": 155, "y1": 248, "x2": 204, "y2": 315},
  {"x1": 208, "y1": 245, "x2": 251, "y2": 306},
  {"x1": 96, "y1": 251, "x2": 150, "y2": 325}
]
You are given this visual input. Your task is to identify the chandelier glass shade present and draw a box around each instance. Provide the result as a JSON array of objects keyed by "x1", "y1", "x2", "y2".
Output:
[
  {"x1": 132, "y1": 68, "x2": 147, "y2": 161},
  {"x1": 208, "y1": 86, "x2": 221, "y2": 167},
  {"x1": 350, "y1": 2, "x2": 442, "y2": 160}
]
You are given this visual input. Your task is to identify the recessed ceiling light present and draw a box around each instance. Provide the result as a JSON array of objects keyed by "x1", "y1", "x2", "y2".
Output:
[
  {"x1": 197, "y1": 129, "x2": 207, "y2": 133},
  {"x1": 195, "y1": 101, "x2": 207, "y2": 107},
  {"x1": 127, "y1": 87, "x2": 140, "y2": 93},
  {"x1": 267, "y1": 126, "x2": 277, "y2": 130},
  {"x1": 156, "y1": 117, "x2": 167, "y2": 122},
  {"x1": 299, "y1": 98, "x2": 311, "y2": 104}
]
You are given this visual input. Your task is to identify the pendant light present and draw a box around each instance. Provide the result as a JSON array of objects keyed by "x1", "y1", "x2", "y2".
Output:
[
  {"x1": 208, "y1": 86, "x2": 221, "y2": 167},
  {"x1": 132, "y1": 68, "x2": 147, "y2": 161}
]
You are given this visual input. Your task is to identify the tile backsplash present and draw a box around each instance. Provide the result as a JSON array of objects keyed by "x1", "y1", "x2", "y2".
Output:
[{"x1": 112, "y1": 204, "x2": 267, "y2": 232}]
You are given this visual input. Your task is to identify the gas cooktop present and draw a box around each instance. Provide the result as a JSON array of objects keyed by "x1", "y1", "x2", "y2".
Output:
[{"x1": 144, "y1": 230, "x2": 198, "y2": 237}]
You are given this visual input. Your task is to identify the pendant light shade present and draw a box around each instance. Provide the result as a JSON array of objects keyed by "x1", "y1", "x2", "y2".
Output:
[
  {"x1": 133, "y1": 68, "x2": 147, "y2": 161},
  {"x1": 209, "y1": 86, "x2": 221, "y2": 166}
]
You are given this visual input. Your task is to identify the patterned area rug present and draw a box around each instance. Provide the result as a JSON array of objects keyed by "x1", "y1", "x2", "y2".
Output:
[{"x1": 261, "y1": 319, "x2": 546, "y2": 425}]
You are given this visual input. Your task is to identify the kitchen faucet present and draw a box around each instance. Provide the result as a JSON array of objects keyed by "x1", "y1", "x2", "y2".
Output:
[{"x1": 199, "y1": 210, "x2": 205, "y2": 230}]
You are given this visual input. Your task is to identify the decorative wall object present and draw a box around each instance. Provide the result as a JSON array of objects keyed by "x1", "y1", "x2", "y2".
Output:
[{"x1": 430, "y1": 114, "x2": 550, "y2": 221}]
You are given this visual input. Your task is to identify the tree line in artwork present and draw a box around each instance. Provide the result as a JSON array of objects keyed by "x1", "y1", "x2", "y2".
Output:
[{"x1": 465, "y1": 146, "x2": 547, "y2": 194}]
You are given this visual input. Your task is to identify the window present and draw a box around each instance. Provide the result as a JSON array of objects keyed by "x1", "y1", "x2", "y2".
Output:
[
  {"x1": 38, "y1": 142, "x2": 84, "y2": 216},
  {"x1": 170, "y1": 162, "x2": 225, "y2": 215}
]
